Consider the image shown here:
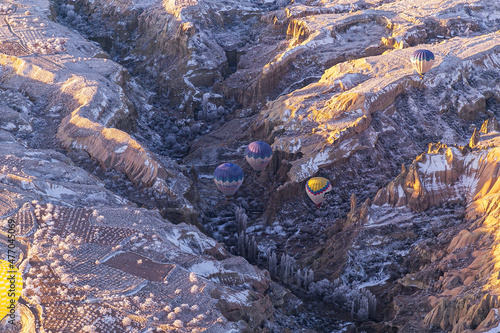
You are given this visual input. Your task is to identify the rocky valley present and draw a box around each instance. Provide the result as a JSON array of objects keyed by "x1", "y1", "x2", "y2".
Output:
[{"x1": 0, "y1": 0, "x2": 499, "y2": 332}]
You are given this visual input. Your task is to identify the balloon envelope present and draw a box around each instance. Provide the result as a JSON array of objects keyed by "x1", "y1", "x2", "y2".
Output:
[
  {"x1": 411, "y1": 49, "x2": 435, "y2": 76},
  {"x1": 214, "y1": 163, "x2": 244, "y2": 196},
  {"x1": 305, "y1": 177, "x2": 332, "y2": 207},
  {"x1": 245, "y1": 141, "x2": 273, "y2": 172}
]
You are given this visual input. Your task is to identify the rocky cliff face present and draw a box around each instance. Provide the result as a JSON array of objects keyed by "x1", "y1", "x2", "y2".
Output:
[
  {"x1": 0, "y1": 129, "x2": 295, "y2": 332},
  {"x1": 0, "y1": 0, "x2": 199, "y2": 223},
  {"x1": 1, "y1": 0, "x2": 500, "y2": 331},
  {"x1": 323, "y1": 122, "x2": 500, "y2": 332}
]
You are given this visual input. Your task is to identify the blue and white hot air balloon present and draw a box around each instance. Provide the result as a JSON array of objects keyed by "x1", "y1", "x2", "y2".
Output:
[
  {"x1": 410, "y1": 49, "x2": 435, "y2": 77},
  {"x1": 214, "y1": 163, "x2": 244, "y2": 197},
  {"x1": 244, "y1": 141, "x2": 273, "y2": 172}
]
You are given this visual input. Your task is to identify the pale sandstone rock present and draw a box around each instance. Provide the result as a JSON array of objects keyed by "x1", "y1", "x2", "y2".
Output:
[
  {"x1": 0, "y1": 1, "x2": 195, "y2": 215},
  {"x1": 0, "y1": 129, "x2": 287, "y2": 332},
  {"x1": 370, "y1": 127, "x2": 500, "y2": 331}
]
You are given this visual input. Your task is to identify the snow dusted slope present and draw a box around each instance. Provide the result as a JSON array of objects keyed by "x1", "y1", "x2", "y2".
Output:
[
  {"x1": 0, "y1": 130, "x2": 294, "y2": 332},
  {"x1": 0, "y1": 0, "x2": 195, "y2": 216},
  {"x1": 304, "y1": 121, "x2": 500, "y2": 332},
  {"x1": 261, "y1": 32, "x2": 500, "y2": 183}
]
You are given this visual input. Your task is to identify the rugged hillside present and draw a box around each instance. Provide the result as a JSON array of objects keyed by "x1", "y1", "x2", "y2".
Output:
[
  {"x1": 52, "y1": 0, "x2": 270, "y2": 113},
  {"x1": 312, "y1": 121, "x2": 500, "y2": 332},
  {"x1": 0, "y1": 0, "x2": 299, "y2": 332},
  {"x1": 0, "y1": 0, "x2": 500, "y2": 332},
  {"x1": 0, "y1": 129, "x2": 299, "y2": 332},
  {"x1": 0, "y1": 0, "x2": 200, "y2": 223},
  {"x1": 181, "y1": 0, "x2": 500, "y2": 225}
]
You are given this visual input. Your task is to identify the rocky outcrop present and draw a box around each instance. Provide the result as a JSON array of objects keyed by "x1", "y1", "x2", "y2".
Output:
[
  {"x1": 177, "y1": 2, "x2": 500, "y2": 329},
  {"x1": 217, "y1": 0, "x2": 496, "y2": 110},
  {"x1": 0, "y1": 0, "x2": 196, "y2": 217},
  {"x1": 217, "y1": 11, "x2": 395, "y2": 110},
  {"x1": 58, "y1": 116, "x2": 168, "y2": 186},
  {"x1": 54, "y1": 0, "x2": 267, "y2": 115},
  {"x1": 423, "y1": 294, "x2": 500, "y2": 332},
  {"x1": 315, "y1": 124, "x2": 500, "y2": 332},
  {"x1": 0, "y1": 129, "x2": 289, "y2": 332},
  {"x1": 54, "y1": 0, "x2": 493, "y2": 117}
]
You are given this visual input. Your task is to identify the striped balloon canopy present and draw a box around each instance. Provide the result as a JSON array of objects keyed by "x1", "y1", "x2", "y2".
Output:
[
  {"x1": 245, "y1": 141, "x2": 273, "y2": 172},
  {"x1": 410, "y1": 49, "x2": 435, "y2": 76},
  {"x1": 305, "y1": 177, "x2": 332, "y2": 207},
  {"x1": 213, "y1": 163, "x2": 244, "y2": 197}
]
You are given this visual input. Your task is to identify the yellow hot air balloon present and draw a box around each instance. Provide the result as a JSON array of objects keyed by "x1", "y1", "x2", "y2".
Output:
[{"x1": 305, "y1": 177, "x2": 332, "y2": 207}]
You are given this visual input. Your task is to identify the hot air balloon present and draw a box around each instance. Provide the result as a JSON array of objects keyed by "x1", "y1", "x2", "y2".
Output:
[
  {"x1": 411, "y1": 49, "x2": 435, "y2": 78},
  {"x1": 305, "y1": 177, "x2": 332, "y2": 207},
  {"x1": 214, "y1": 163, "x2": 244, "y2": 197},
  {"x1": 245, "y1": 141, "x2": 273, "y2": 172}
]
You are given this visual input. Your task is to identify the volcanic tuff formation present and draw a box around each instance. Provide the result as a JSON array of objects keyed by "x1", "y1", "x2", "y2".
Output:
[
  {"x1": 0, "y1": 0, "x2": 500, "y2": 331},
  {"x1": 0, "y1": 0, "x2": 297, "y2": 331},
  {"x1": 331, "y1": 122, "x2": 500, "y2": 332},
  {"x1": 0, "y1": 130, "x2": 296, "y2": 332}
]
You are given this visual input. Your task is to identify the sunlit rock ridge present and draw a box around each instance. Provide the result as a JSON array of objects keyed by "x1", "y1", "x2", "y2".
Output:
[
  {"x1": 0, "y1": 0, "x2": 193, "y2": 199},
  {"x1": 0, "y1": 0, "x2": 500, "y2": 332},
  {"x1": 0, "y1": 0, "x2": 291, "y2": 331},
  {"x1": 0, "y1": 131, "x2": 286, "y2": 332}
]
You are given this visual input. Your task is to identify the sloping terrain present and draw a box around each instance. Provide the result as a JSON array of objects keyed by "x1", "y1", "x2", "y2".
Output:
[
  {"x1": 0, "y1": 0, "x2": 499, "y2": 332},
  {"x1": 320, "y1": 123, "x2": 500, "y2": 332},
  {"x1": 0, "y1": 0, "x2": 297, "y2": 332},
  {"x1": 0, "y1": 130, "x2": 297, "y2": 332},
  {"x1": 0, "y1": 0, "x2": 199, "y2": 223}
]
